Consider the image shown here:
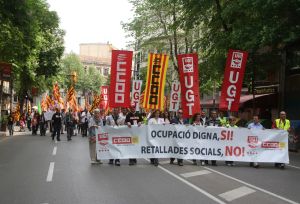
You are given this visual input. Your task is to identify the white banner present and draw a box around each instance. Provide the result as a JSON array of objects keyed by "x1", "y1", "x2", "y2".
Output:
[
  {"x1": 169, "y1": 81, "x2": 181, "y2": 111},
  {"x1": 96, "y1": 125, "x2": 289, "y2": 163},
  {"x1": 131, "y1": 80, "x2": 142, "y2": 111},
  {"x1": 44, "y1": 111, "x2": 55, "y2": 121}
]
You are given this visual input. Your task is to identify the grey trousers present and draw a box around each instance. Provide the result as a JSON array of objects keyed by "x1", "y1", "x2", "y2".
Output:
[{"x1": 89, "y1": 139, "x2": 96, "y2": 161}]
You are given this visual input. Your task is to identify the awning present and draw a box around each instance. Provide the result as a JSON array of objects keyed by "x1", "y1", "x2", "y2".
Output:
[{"x1": 201, "y1": 94, "x2": 275, "y2": 106}]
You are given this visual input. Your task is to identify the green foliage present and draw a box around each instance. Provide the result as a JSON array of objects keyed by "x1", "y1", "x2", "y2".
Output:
[
  {"x1": 0, "y1": 0, "x2": 65, "y2": 99},
  {"x1": 59, "y1": 53, "x2": 104, "y2": 94},
  {"x1": 124, "y1": 0, "x2": 300, "y2": 94}
]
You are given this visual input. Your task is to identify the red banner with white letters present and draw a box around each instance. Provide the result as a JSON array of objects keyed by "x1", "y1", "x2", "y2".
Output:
[
  {"x1": 100, "y1": 86, "x2": 109, "y2": 111},
  {"x1": 169, "y1": 81, "x2": 181, "y2": 112},
  {"x1": 109, "y1": 50, "x2": 133, "y2": 108},
  {"x1": 177, "y1": 54, "x2": 201, "y2": 118},
  {"x1": 219, "y1": 49, "x2": 248, "y2": 111},
  {"x1": 131, "y1": 80, "x2": 142, "y2": 112}
]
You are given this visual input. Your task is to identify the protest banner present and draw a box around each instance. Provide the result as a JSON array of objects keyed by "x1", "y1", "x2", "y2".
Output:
[
  {"x1": 96, "y1": 125, "x2": 289, "y2": 163},
  {"x1": 143, "y1": 53, "x2": 169, "y2": 110},
  {"x1": 44, "y1": 111, "x2": 55, "y2": 121},
  {"x1": 109, "y1": 50, "x2": 133, "y2": 108},
  {"x1": 219, "y1": 49, "x2": 248, "y2": 111},
  {"x1": 169, "y1": 81, "x2": 181, "y2": 112},
  {"x1": 177, "y1": 54, "x2": 201, "y2": 118},
  {"x1": 131, "y1": 80, "x2": 143, "y2": 111},
  {"x1": 100, "y1": 86, "x2": 109, "y2": 111}
]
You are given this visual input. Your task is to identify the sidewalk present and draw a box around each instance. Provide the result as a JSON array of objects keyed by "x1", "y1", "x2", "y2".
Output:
[{"x1": 0, "y1": 129, "x2": 31, "y2": 141}]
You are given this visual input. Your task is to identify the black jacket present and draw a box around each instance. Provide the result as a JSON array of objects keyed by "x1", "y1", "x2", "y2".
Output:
[
  {"x1": 52, "y1": 112, "x2": 62, "y2": 128},
  {"x1": 125, "y1": 112, "x2": 142, "y2": 125}
]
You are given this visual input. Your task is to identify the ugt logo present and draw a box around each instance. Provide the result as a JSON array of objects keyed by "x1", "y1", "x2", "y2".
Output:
[
  {"x1": 247, "y1": 136, "x2": 259, "y2": 148},
  {"x1": 230, "y1": 52, "x2": 243, "y2": 68},
  {"x1": 182, "y1": 57, "x2": 193, "y2": 73}
]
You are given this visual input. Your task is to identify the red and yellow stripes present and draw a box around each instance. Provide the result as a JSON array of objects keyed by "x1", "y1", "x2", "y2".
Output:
[{"x1": 143, "y1": 53, "x2": 169, "y2": 111}]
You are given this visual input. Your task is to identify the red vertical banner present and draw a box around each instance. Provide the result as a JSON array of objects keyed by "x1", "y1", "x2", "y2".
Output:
[
  {"x1": 169, "y1": 81, "x2": 181, "y2": 112},
  {"x1": 219, "y1": 49, "x2": 248, "y2": 111},
  {"x1": 100, "y1": 86, "x2": 109, "y2": 111},
  {"x1": 131, "y1": 80, "x2": 142, "y2": 112},
  {"x1": 177, "y1": 53, "x2": 201, "y2": 118},
  {"x1": 109, "y1": 50, "x2": 133, "y2": 108}
]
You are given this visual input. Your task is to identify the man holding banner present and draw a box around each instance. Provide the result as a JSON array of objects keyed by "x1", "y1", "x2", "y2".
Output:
[
  {"x1": 170, "y1": 109, "x2": 189, "y2": 166},
  {"x1": 125, "y1": 103, "x2": 143, "y2": 165},
  {"x1": 106, "y1": 108, "x2": 123, "y2": 166},
  {"x1": 205, "y1": 110, "x2": 222, "y2": 166},
  {"x1": 88, "y1": 109, "x2": 103, "y2": 164}
]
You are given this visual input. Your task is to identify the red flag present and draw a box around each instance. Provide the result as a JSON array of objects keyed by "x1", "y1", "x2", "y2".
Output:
[
  {"x1": 219, "y1": 49, "x2": 248, "y2": 111},
  {"x1": 100, "y1": 86, "x2": 109, "y2": 111},
  {"x1": 177, "y1": 53, "x2": 201, "y2": 118},
  {"x1": 131, "y1": 80, "x2": 142, "y2": 111},
  {"x1": 109, "y1": 50, "x2": 133, "y2": 108}
]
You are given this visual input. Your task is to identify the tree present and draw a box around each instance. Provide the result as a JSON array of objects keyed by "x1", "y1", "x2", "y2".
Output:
[
  {"x1": 59, "y1": 53, "x2": 104, "y2": 95},
  {"x1": 0, "y1": 0, "x2": 65, "y2": 108},
  {"x1": 124, "y1": 0, "x2": 300, "y2": 94}
]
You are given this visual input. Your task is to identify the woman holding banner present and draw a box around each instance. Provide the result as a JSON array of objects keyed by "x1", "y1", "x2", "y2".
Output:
[
  {"x1": 191, "y1": 113, "x2": 205, "y2": 166},
  {"x1": 148, "y1": 110, "x2": 164, "y2": 166},
  {"x1": 225, "y1": 116, "x2": 238, "y2": 166},
  {"x1": 162, "y1": 111, "x2": 171, "y2": 124}
]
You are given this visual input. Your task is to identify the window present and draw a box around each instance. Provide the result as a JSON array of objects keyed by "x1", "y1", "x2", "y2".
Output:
[
  {"x1": 2, "y1": 81, "x2": 9, "y2": 94},
  {"x1": 13, "y1": 94, "x2": 18, "y2": 103},
  {"x1": 104, "y1": 68, "x2": 109, "y2": 76}
]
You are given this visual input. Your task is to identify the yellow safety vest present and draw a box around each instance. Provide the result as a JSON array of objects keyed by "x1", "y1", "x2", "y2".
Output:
[
  {"x1": 275, "y1": 119, "x2": 290, "y2": 131},
  {"x1": 226, "y1": 124, "x2": 238, "y2": 128},
  {"x1": 220, "y1": 117, "x2": 227, "y2": 126}
]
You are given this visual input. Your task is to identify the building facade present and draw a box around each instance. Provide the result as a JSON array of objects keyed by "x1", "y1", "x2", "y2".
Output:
[{"x1": 79, "y1": 42, "x2": 117, "y2": 77}]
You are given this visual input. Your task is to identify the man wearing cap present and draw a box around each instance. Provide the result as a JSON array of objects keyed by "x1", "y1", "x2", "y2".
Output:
[
  {"x1": 125, "y1": 103, "x2": 143, "y2": 165},
  {"x1": 88, "y1": 109, "x2": 104, "y2": 164}
]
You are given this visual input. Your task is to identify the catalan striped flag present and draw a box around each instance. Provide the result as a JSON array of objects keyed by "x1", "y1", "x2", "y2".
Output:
[{"x1": 143, "y1": 53, "x2": 169, "y2": 111}]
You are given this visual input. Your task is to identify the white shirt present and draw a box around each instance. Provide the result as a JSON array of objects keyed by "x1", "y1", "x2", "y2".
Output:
[
  {"x1": 118, "y1": 113, "x2": 127, "y2": 125},
  {"x1": 148, "y1": 117, "x2": 164, "y2": 125}
]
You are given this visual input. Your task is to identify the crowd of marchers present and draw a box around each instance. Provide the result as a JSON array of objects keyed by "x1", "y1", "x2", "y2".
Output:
[{"x1": 86, "y1": 103, "x2": 290, "y2": 169}]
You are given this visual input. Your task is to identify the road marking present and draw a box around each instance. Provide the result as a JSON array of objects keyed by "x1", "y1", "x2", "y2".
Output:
[
  {"x1": 288, "y1": 164, "x2": 300, "y2": 170},
  {"x1": 219, "y1": 186, "x2": 256, "y2": 202},
  {"x1": 159, "y1": 160, "x2": 171, "y2": 165},
  {"x1": 204, "y1": 166, "x2": 299, "y2": 204},
  {"x1": 46, "y1": 162, "x2": 55, "y2": 182},
  {"x1": 143, "y1": 159, "x2": 226, "y2": 204},
  {"x1": 52, "y1": 146, "x2": 57, "y2": 156},
  {"x1": 181, "y1": 170, "x2": 211, "y2": 178},
  {"x1": 55, "y1": 140, "x2": 57, "y2": 144}
]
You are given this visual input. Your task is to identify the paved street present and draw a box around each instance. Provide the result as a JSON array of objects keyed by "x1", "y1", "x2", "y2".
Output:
[{"x1": 1, "y1": 132, "x2": 300, "y2": 204}]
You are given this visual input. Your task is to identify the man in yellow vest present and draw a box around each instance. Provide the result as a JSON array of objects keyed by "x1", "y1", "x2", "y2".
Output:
[
  {"x1": 273, "y1": 111, "x2": 290, "y2": 169},
  {"x1": 274, "y1": 111, "x2": 291, "y2": 131}
]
